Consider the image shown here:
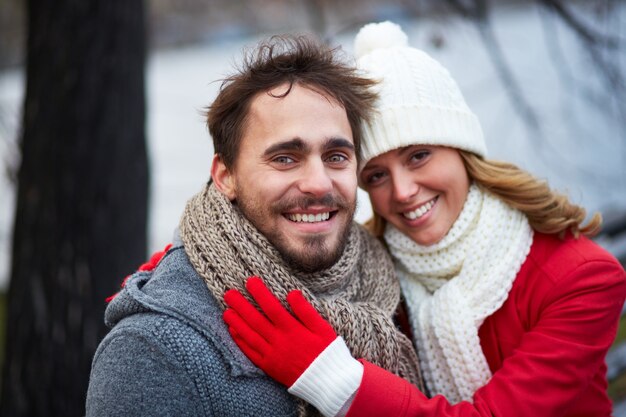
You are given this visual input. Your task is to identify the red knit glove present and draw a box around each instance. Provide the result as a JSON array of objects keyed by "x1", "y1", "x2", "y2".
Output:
[{"x1": 223, "y1": 276, "x2": 337, "y2": 387}]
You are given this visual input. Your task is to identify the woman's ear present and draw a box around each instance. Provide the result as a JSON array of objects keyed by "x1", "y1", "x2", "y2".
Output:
[{"x1": 211, "y1": 154, "x2": 237, "y2": 201}]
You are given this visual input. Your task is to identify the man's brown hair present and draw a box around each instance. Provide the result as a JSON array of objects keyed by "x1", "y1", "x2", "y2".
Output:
[{"x1": 206, "y1": 34, "x2": 378, "y2": 168}]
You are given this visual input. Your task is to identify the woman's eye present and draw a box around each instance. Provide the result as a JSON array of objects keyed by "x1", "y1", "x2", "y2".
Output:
[
  {"x1": 410, "y1": 150, "x2": 430, "y2": 163},
  {"x1": 366, "y1": 171, "x2": 385, "y2": 184}
]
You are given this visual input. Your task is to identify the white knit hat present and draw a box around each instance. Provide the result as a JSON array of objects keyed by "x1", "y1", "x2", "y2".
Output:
[{"x1": 355, "y1": 21, "x2": 487, "y2": 167}]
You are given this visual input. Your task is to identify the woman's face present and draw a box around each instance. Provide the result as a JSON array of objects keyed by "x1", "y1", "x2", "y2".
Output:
[{"x1": 360, "y1": 146, "x2": 470, "y2": 246}]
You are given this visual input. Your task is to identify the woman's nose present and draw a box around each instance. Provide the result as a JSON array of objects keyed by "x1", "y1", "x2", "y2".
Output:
[{"x1": 391, "y1": 174, "x2": 419, "y2": 203}]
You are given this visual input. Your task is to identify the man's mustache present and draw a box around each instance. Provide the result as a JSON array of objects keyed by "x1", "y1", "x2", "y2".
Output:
[{"x1": 273, "y1": 193, "x2": 350, "y2": 212}]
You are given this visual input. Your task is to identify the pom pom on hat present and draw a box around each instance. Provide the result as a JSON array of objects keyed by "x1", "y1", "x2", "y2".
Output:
[
  {"x1": 354, "y1": 21, "x2": 487, "y2": 169},
  {"x1": 354, "y1": 21, "x2": 408, "y2": 59}
]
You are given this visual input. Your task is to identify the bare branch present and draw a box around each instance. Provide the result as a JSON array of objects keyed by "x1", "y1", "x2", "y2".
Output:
[
  {"x1": 302, "y1": 0, "x2": 328, "y2": 38},
  {"x1": 474, "y1": 18, "x2": 545, "y2": 141},
  {"x1": 536, "y1": 0, "x2": 621, "y2": 48},
  {"x1": 443, "y1": 0, "x2": 487, "y2": 20},
  {"x1": 538, "y1": 1, "x2": 626, "y2": 123},
  {"x1": 539, "y1": 9, "x2": 607, "y2": 110},
  {"x1": 442, "y1": 0, "x2": 546, "y2": 142}
]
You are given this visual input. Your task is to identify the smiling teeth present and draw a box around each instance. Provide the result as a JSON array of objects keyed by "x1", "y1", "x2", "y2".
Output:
[
  {"x1": 288, "y1": 212, "x2": 331, "y2": 223},
  {"x1": 403, "y1": 199, "x2": 435, "y2": 220}
]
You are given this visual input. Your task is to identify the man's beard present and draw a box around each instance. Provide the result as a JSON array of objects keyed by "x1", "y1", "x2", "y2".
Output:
[
  {"x1": 237, "y1": 192, "x2": 356, "y2": 273},
  {"x1": 279, "y1": 222, "x2": 352, "y2": 273}
]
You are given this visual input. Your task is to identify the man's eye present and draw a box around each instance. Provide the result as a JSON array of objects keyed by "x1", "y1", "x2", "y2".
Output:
[
  {"x1": 327, "y1": 154, "x2": 347, "y2": 163},
  {"x1": 273, "y1": 156, "x2": 295, "y2": 164}
]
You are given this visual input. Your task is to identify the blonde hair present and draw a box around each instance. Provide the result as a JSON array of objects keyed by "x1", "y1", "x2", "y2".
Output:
[{"x1": 365, "y1": 150, "x2": 601, "y2": 239}]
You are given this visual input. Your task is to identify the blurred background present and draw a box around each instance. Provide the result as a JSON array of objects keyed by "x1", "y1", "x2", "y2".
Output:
[{"x1": 0, "y1": 0, "x2": 625, "y2": 415}]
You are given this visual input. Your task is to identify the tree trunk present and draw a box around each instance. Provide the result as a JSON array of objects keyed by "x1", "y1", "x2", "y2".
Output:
[{"x1": 1, "y1": 1, "x2": 148, "y2": 415}]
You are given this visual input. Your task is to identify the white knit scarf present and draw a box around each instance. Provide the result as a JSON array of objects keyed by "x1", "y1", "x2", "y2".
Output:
[{"x1": 384, "y1": 184, "x2": 533, "y2": 403}]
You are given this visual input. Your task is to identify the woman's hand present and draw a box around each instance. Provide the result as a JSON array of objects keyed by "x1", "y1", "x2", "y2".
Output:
[{"x1": 223, "y1": 276, "x2": 338, "y2": 387}]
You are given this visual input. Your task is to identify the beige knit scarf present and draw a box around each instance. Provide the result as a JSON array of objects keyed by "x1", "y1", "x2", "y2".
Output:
[
  {"x1": 179, "y1": 183, "x2": 423, "y2": 413},
  {"x1": 385, "y1": 184, "x2": 533, "y2": 404}
]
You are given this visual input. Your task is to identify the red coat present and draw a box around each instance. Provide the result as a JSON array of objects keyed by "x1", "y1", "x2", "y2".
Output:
[{"x1": 346, "y1": 233, "x2": 626, "y2": 417}]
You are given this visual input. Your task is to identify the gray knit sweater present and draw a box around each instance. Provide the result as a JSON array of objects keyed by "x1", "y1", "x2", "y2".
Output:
[{"x1": 85, "y1": 243, "x2": 297, "y2": 416}]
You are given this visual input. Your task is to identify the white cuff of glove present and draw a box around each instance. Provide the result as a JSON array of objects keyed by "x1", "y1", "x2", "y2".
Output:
[{"x1": 288, "y1": 337, "x2": 363, "y2": 417}]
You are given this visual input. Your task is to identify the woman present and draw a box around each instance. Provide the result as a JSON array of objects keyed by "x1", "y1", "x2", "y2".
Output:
[{"x1": 223, "y1": 21, "x2": 626, "y2": 417}]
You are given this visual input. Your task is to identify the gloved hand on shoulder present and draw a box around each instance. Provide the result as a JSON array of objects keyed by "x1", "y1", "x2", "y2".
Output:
[{"x1": 223, "y1": 277, "x2": 364, "y2": 417}]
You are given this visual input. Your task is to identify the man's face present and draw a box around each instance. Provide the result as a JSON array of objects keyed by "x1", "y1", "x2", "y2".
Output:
[{"x1": 215, "y1": 83, "x2": 357, "y2": 272}]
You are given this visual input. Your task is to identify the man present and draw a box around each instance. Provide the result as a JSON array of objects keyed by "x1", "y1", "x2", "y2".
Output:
[{"x1": 86, "y1": 35, "x2": 421, "y2": 417}]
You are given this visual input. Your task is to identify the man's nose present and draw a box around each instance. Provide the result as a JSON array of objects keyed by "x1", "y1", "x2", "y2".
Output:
[{"x1": 297, "y1": 160, "x2": 333, "y2": 197}]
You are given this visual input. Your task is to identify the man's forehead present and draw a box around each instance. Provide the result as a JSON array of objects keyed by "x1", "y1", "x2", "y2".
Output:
[
  {"x1": 240, "y1": 83, "x2": 354, "y2": 154},
  {"x1": 250, "y1": 83, "x2": 343, "y2": 111}
]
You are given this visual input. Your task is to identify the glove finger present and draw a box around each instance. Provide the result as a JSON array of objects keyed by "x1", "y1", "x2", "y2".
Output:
[
  {"x1": 224, "y1": 288, "x2": 274, "y2": 339},
  {"x1": 287, "y1": 290, "x2": 336, "y2": 338},
  {"x1": 229, "y1": 326, "x2": 264, "y2": 366},
  {"x1": 223, "y1": 308, "x2": 271, "y2": 349},
  {"x1": 246, "y1": 277, "x2": 295, "y2": 327},
  {"x1": 138, "y1": 243, "x2": 172, "y2": 271}
]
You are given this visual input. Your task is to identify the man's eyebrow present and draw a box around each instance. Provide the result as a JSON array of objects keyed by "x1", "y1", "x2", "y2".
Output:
[
  {"x1": 263, "y1": 138, "x2": 309, "y2": 157},
  {"x1": 323, "y1": 137, "x2": 355, "y2": 152}
]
